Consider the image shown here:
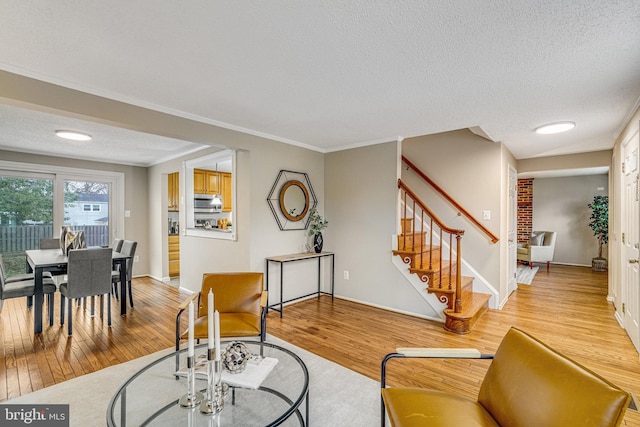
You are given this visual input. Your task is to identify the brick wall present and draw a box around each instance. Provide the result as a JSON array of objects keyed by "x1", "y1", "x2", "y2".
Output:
[{"x1": 517, "y1": 178, "x2": 534, "y2": 243}]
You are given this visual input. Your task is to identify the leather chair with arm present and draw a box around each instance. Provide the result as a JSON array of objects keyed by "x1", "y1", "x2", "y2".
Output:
[
  {"x1": 517, "y1": 231, "x2": 557, "y2": 271},
  {"x1": 59, "y1": 247, "x2": 113, "y2": 335},
  {"x1": 381, "y1": 327, "x2": 630, "y2": 427},
  {"x1": 175, "y1": 272, "x2": 267, "y2": 370}
]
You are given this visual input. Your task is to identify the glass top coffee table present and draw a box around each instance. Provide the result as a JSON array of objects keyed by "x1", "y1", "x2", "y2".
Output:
[{"x1": 107, "y1": 340, "x2": 309, "y2": 426}]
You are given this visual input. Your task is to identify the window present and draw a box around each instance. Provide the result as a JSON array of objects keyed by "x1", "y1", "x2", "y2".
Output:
[
  {"x1": 0, "y1": 172, "x2": 53, "y2": 275},
  {"x1": 65, "y1": 180, "x2": 111, "y2": 246},
  {"x1": 81, "y1": 204, "x2": 100, "y2": 212},
  {"x1": 0, "y1": 160, "x2": 124, "y2": 275}
]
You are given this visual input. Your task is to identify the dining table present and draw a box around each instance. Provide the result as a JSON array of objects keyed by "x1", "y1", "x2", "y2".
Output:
[{"x1": 25, "y1": 248, "x2": 131, "y2": 334}]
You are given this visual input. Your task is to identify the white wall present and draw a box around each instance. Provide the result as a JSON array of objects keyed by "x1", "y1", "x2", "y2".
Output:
[
  {"x1": 532, "y1": 174, "x2": 609, "y2": 266},
  {"x1": 325, "y1": 141, "x2": 441, "y2": 318}
]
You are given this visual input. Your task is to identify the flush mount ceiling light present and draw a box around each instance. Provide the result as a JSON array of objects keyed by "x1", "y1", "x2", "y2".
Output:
[
  {"x1": 55, "y1": 130, "x2": 92, "y2": 141},
  {"x1": 534, "y1": 121, "x2": 575, "y2": 135}
]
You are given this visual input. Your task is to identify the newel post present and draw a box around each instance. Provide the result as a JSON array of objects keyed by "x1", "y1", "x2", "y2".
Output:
[{"x1": 454, "y1": 234, "x2": 462, "y2": 314}]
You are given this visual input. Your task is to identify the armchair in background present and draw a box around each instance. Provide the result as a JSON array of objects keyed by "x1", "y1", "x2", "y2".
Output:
[
  {"x1": 381, "y1": 327, "x2": 630, "y2": 427},
  {"x1": 517, "y1": 231, "x2": 557, "y2": 271},
  {"x1": 175, "y1": 272, "x2": 267, "y2": 370}
]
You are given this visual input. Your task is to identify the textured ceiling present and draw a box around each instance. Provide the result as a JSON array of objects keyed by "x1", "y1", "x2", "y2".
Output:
[{"x1": 1, "y1": 1, "x2": 639, "y2": 166}]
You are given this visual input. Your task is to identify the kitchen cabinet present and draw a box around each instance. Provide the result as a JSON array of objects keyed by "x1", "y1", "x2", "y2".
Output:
[
  {"x1": 169, "y1": 235, "x2": 180, "y2": 277},
  {"x1": 168, "y1": 172, "x2": 179, "y2": 211},
  {"x1": 221, "y1": 172, "x2": 232, "y2": 212},
  {"x1": 194, "y1": 169, "x2": 219, "y2": 195}
]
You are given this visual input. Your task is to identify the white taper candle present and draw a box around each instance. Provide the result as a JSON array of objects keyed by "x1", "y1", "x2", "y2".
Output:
[
  {"x1": 188, "y1": 300, "x2": 195, "y2": 357},
  {"x1": 214, "y1": 310, "x2": 221, "y2": 361},
  {"x1": 208, "y1": 289, "x2": 214, "y2": 350}
]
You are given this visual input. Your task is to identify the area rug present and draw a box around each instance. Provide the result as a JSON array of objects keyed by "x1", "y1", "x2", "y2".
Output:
[
  {"x1": 516, "y1": 265, "x2": 539, "y2": 285},
  {"x1": 3, "y1": 335, "x2": 380, "y2": 426}
]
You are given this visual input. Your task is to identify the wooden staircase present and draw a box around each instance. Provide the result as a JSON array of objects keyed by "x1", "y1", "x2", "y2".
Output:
[{"x1": 394, "y1": 193, "x2": 490, "y2": 334}]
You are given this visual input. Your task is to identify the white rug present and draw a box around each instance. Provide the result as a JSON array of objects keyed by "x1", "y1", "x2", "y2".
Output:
[
  {"x1": 3, "y1": 335, "x2": 380, "y2": 426},
  {"x1": 516, "y1": 265, "x2": 539, "y2": 285}
]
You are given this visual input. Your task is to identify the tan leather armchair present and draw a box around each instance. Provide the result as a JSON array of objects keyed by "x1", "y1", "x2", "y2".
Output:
[
  {"x1": 517, "y1": 230, "x2": 557, "y2": 271},
  {"x1": 175, "y1": 272, "x2": 267, "y2": 370},
  {"x1": 381, "y1": 327, "x2": 630, "y2": 427}
]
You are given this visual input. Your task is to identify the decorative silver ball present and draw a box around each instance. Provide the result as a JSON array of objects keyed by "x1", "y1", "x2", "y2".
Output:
[{"x1": 222, "y1": 341, "x2": 251, "y2": 374}]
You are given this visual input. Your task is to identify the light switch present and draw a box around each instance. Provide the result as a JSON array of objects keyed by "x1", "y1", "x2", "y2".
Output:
[
  {"x1": 482, "y1": 210, "x2": 491, "y2": 220},
  {"x1": 124, "y1": 210, "x2": 131, "y2": 217}
]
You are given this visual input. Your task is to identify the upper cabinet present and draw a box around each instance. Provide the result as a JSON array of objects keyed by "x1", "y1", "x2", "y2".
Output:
[
  {"x1": 221, "y1": 172, "x2": 232, "y2": 212},
  {"x1": 194, "y1": 168, "x2": 219, "y2": 194},
  {"x1": 168, "y1": 172, "x2": 179, "y2": 211}
]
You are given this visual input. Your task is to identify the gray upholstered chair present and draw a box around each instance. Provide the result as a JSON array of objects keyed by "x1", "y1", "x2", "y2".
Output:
[
  {"x1": 0, "y1": 255, "x2": 57, "y2": 326},
  {"x1": 59, "y1": 247, "x2": 113, "y2": 335},
  {"x1": 40, "y1": 238, "x2": 61, "y2": 250},
  {"x1": 517, "y1": 231, "x2": 557, "y2": 271},
  {"x1": 109, "y1": 238, "x2": 124, "y2": 298},
  {"x1": 112, "y1": 238, "x2": 124, "y2": 253},
  {"x1": 111, "y1": 240, "x2": 137, "y2": 307}
]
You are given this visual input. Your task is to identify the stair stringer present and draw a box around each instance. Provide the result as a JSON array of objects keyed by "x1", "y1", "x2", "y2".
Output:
[
  {"x1": 399, "y1": 207, "x2": 500, "y2": 309},
  {"x1": 391, "y1": 235, "x2": 447, "y2": 323}
]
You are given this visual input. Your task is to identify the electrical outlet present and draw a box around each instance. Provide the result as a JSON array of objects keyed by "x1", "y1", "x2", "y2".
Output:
[
  {"x1": 343, "y1": 270, "x2": 349, "y2": 280},
  {"x1": 134, "y1": 256, "x2": 139, "y2": 262}
]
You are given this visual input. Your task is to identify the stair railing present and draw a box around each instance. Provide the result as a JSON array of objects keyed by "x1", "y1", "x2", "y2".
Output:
[
  {"x1": 402, "y1": 155, "x2": 499, "y2": 244},
  {"x1": 399, "y1": 179, "x2": 465, "y2": 313}
]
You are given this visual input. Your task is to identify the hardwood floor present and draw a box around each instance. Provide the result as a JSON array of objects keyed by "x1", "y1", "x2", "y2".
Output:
[
  {"x1": 266, "y1": 264, "x2": 640, "y2": 426},
  {"x1": 1, "y1": 265, "x2": 640, "y2": 424},
  {"x1": 0, "y1": 276, "x2": 188, "y2": 402}
]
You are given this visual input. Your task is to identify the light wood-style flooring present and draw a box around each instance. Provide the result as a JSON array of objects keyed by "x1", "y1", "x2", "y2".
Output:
[{"x1": 1, "y1": 265, "x2": 640, "y2": 424}]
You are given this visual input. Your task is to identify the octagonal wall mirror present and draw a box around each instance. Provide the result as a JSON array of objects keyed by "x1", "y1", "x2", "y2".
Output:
[{"x1": 267, "y1": 170, "x2": 317, "y2": 230}]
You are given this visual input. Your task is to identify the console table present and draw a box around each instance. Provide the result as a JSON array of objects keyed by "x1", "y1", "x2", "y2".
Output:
[{"x1": 265, "y1": 252, "x2": 334, "y2": 317}]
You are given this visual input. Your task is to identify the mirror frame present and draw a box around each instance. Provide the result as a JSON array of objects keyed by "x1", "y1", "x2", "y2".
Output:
[
  {"x1": 267, "y1": 170, "x2": 317, "y2": 231},
  {"x1": 279, "y1": 180, "x2": 310, "y2": 222}
]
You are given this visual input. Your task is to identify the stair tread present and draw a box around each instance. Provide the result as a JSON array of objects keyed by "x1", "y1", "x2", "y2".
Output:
[
  {"x1": 409, "y1": 259, "x2": 455, "y2": 272},
  {"x1": 393, "y1": 245, "x2": 440, "y2": 254},
  {"x1": 425, "y1": 276, "x2": 474, "y2": 294},
  {"x1": 444, "y1": 292, "x2": 490, "y2": 319}
]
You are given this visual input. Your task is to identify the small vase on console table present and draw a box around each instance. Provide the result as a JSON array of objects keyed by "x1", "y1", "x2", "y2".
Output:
[{"x1": 313, "y1": 232, "x2": 323, "y2": 253}]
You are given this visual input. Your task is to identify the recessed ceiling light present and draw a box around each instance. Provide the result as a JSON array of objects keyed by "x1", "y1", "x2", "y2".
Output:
[
  {"x1": 534, "y1": 122, "x2": 575, "y2": 135},
  {"x1": 55, "y1": 130, "x2": 92, "y2": 141}
]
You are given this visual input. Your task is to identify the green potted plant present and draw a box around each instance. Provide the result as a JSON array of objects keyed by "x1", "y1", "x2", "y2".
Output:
[
  {"x1": 306, "y1": 208, "x2": 328, "y2": 253},
  {"x1": 588, "y1": 195, "x2": 608, "y2": 271}
]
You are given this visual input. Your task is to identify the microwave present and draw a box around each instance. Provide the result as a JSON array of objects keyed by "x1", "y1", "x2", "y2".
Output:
[{"x1": 194, "y1": 194, "x2": 222, "y2": 213}]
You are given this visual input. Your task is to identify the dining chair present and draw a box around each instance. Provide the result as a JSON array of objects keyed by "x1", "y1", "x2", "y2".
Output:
[
  {"x1": 0, "y1": 257, "x2": 57, "y2": 327},
  {"x1": 110, "y1": 238, "x2": 124, "y2": 298},
  {"x1": 112, "y1": 238, "x2": 124, "y2": 253},
  {"x1": 59, "y1": 247, "x2": 113, "y2": 335},
  {"x1": 111, "y1": 240, "x2": 137, "y2": 307},
  {"x1": 175, "y1": 272, "x2": 267, "y2": 371},
  {"x1": 40, "y1": 238, "x2": 61, "y2": 250}
]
